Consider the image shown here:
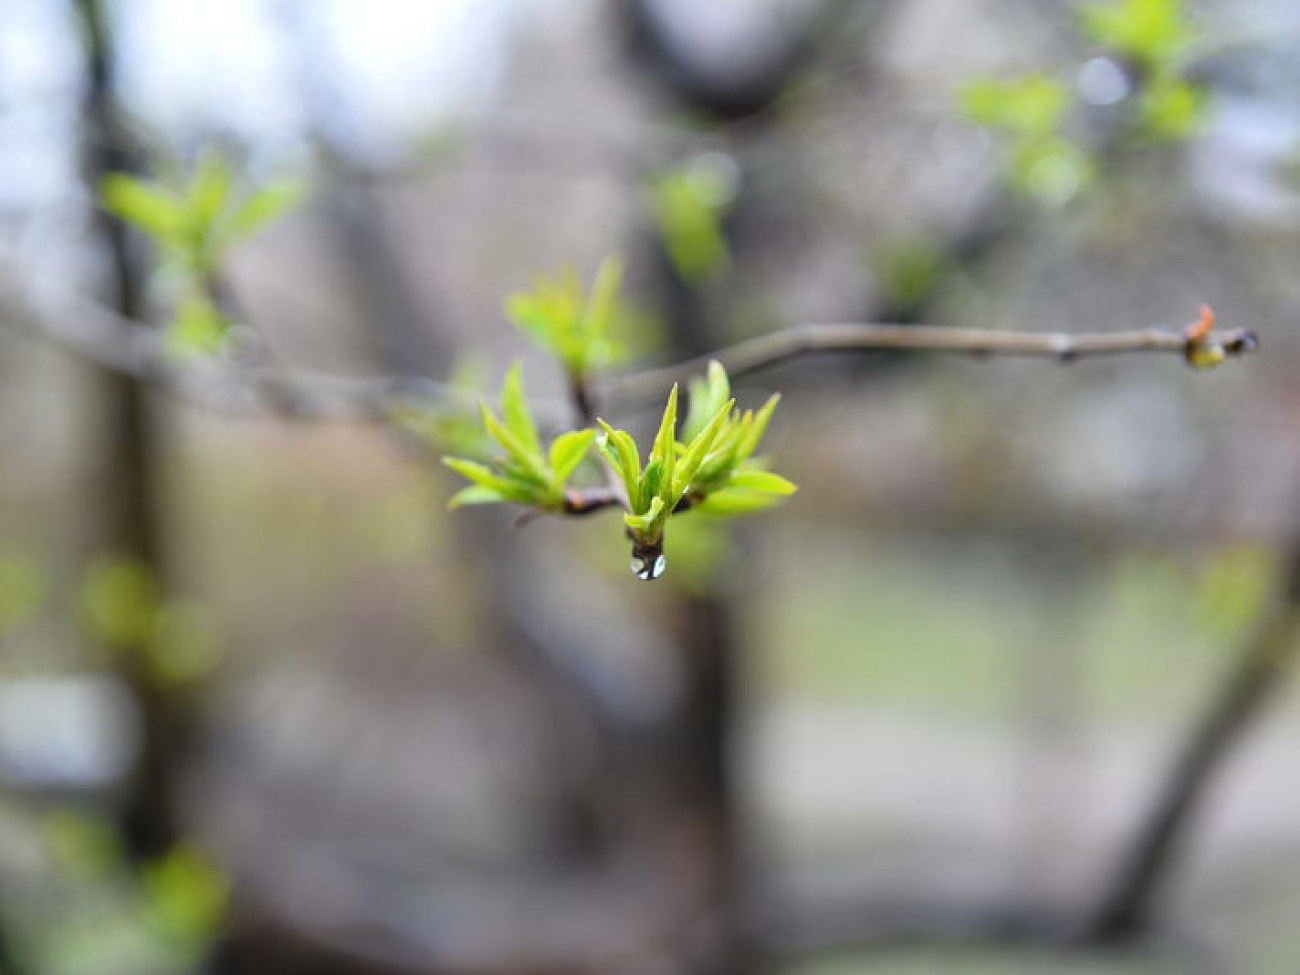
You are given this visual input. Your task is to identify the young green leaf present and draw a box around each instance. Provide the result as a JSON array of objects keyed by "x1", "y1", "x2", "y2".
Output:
[
  {"x1": 727, "y1": 470, "x2": 797, "y2": 495},
  {"x1": 448, "y1": 485, "x2": 509, "y2": 506},
  {"x1": 187, "y1": 152, "x2": 235, "y2": 246},
  {"x1": 673, "y1": 397, "x2": 734, "y2": 499},
  {"x1": 499, "y1": 363, "x2": 541, "y2": 457},
  {"x1": 683, "y1": 359, "x2": 730, "y2": 441},
  {"x1": 548, "y1": 429, "x2": 596, "y2": 485},
  {"x1": 694, "y1": 488, "x2": 788, "y2": 516},
  {"x1": 597, "y1": 421, "x2": 641, "y2": 495},
  {"x1": 736, "y1": 394, "x2": 781, "y2": 462},
  {"x1": 649, "y1": 385, "x2": 679, "y2": 500},
  {"x1": 101, "y1": 175, "x2": 184, "y2": 241},
  {"x1": 227, "y1": 180, "x2": 305, "y2": 240},
  {"x1": 624, "y1": 496, "x2": 665, "y2": 534},
  {"x1": 479, "y1": 404, "x2": 549, "y2": 484}
]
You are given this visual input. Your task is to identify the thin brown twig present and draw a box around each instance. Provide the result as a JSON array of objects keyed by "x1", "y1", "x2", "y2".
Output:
[
  {"x1": 1, "y1": 270, "x2": 1257, "y2": 423},
  {"x1": 599, "y1": 320, "x2": 1259, "y2": 408}
]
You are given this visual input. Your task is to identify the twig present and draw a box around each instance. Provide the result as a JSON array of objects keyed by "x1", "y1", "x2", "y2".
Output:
[
  {"x1": 1, "y1": 271, "x2": 1257, "y2": 423},
  {"x1": 600, "y1": 319, "x2": 1259, "y2": 408},
  {"x1": 1085, "y1": 534, "x2": 1300, "y2": 941},
  {"x1": 0, "y1": 270, "x2": 468, "y2": 420}
]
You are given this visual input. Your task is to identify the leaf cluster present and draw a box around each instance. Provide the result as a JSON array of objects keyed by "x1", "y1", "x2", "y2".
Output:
[
  {"x1": 959, "y1": 0, "x2": 1205, "y2": 204},
  {"x1": 79, "y1": 557, "x2": 221, "y2": 686},
  {"x1": 442, "y1": 364, "x2": 596, "y2": 511},
  {"x1": 100, "y1": 153, "x2": 303, "y2": 355},
  {"x1": 506, "y1": 258, "x2": 630, "y2": 377},
  {"x1": 650, "y1": 158, "x2": 733, "y2": 283},
  {"x1": 597, "y1": 361, "x2": 795, "y2": 577},
  {"x1": 1081, "y1": 0, "x2": 1204, "y2": 138},
  {"x1": 960, "y1": 74, "x2": 1093, "y2": 206}
]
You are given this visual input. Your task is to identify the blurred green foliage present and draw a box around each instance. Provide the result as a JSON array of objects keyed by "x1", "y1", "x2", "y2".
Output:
[
  {"x1": 0, "y1": 554, "x2": 44, "y2": 635},
  {"x1": 141, "y1": 843, "x2": 229, "y2": 959},
  {"x1": 100, "y1": 151, "x2": 304, "y2": 356},
  {"x1": 506, "y1": 257, "x2": 632, "y2": 378},
  {"x1": 40, "y1": 812, "x2": 227, "y2": 974},
  {"x1": 650, "y1": 156, "x2": 734, "y2": 282},
  {"x1": 79, "y1": 557, "x2": 220, "y2": 685},
  {"x1": 960, "y1": 74, "x2": 1094, "y2": 206},
  {"x1": 443, "y1": 363, "x2": 597, "y2": 510},
  {"x1": 959, "y1": 0, "x2": 1205, "y2": 203},
  {"x1": 1081, "y1": 0, "x2": 1204, "y2": 139}
]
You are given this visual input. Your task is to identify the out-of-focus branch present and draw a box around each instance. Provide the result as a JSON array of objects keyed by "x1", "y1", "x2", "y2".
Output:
[
  {"x1": 0, "y1": 272, "x2": 464, "y2": 420},
  {"x1": 1085, "y1": 533, "x2": 1300, "y2": 941},
  {"x1": 601, "y1": 319, "x2": 1259, "y2": 408},
  {"x1": 1, "y1": 273, "x2": 1257, "y2": 422}
]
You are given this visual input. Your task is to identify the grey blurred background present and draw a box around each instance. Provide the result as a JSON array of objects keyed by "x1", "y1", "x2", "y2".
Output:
[{"x1": 0, "y1": 0, "x2": 1298, "y2": 973}]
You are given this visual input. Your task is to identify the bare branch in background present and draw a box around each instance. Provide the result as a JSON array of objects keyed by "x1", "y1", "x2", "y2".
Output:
[
  {"x1": 1086, "y1": 531, "x2": 1300, "y2": 941},
  {"x1": 601, "y1": 317, "x2": 1259, "y2": 409},
  {"x1": 2, "y1": 271, "x2": 1257, "y2": 426}
]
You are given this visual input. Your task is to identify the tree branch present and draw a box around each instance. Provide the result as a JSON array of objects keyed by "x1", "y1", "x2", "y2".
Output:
[
  {"x1": 599, "y1": 318, "x2": 1259, "y2": 408},
  {"x1": 1, "y1": 269, "x2": 1257, "y2": 424},
  {"x1": 0, "y1": 269, "x2": 465, "y2": 420}
]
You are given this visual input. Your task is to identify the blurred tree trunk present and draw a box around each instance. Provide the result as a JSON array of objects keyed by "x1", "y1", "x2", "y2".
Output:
[
  {"x1": 72, "y1": 0, "x2": 191, "y2": 863},
  {"x1": 1087, "y1": 534, "x2": 1300, "y2": 941}
]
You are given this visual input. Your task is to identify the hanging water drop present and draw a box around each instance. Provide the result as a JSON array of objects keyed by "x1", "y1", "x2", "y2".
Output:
[{"x1": 630, "y1": 552, "x2": 667, "y2": 581}]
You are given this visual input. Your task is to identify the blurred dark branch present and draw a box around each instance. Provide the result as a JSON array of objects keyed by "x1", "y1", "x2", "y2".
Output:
[
  {"x1": 277, "y1": 0, "x2": 451, "y2": 380},
  {"x1": 0, "y1": 273, "x2": 465, "y2": 419},
  {"x1": 3, "y1": 276, "x2": 1257, "y2": 423},
  {"x1": 72, "y1": 0, "x2": 188, "y2": 863},
  {"x1": 0, "y1": 921, "x2": 28, "y2": 975},
  {"x1": 1085, "y1": 535, "x2": 1300, "y2": 941},
  {"x1": 602, "y1": 320, "x2": 1258, "y2": 408}
]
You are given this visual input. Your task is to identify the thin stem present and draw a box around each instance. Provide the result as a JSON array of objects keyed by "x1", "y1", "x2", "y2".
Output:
[
  {"x1": 0, "y1": 272, "x2": 1258, "y2": 422},
  {"x1": 600, "y1": 322, "x2": 1259, "y2": 408}
]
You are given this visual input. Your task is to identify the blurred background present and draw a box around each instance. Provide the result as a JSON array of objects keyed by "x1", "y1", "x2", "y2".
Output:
[{"x1": 0, "y1": 0, "x2": 1299, "y2": 972}]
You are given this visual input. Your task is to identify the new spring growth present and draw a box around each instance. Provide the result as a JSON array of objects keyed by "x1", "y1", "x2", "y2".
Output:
[
  {"x1": 597, "y1": 361, "x2": 796, "y2": 580},
  {"x1": 441, "y1": 360, "x2": 796, "y2": 581}
]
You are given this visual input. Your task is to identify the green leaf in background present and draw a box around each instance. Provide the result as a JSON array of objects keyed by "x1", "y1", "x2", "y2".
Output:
[
  {"x1": 879, "y1": 237, "x2": 951, "y2": 312},
  {"x1": 166, "y1": 291, "x2": 230, "y2": 358},
  {"x1": 148, "y1": 601, "x2": 222, "y2": 686},
  {"x1": 960, "y1": 74, "x2": 1069, "y2": 138},
  {"x1": 448, "y1": 484, "x2": 509, "y2": 506},
  {"x1": 43, "y1": 810, "x2": 123, "y2": 882},
  {"x1": 100, "y1": 175, "x2": 184, "y2": 242},
  {"x1": 226, "y1": 180, "x2": 305, "y2": 241},
  {"x1": 1139, "y1": 76, "x2": 1205, "y2": 139},
  {"x1": 100, "y1": 154, "x2": 305, "y2": 362},
  {"x1": 650, "y1": 157, "x2": 733, "y2": 283},
  {"x1": 727, "y1": 470, "x2": 797, "y2": 495},
  {"x1": 506, "y1": 258, "x2": 631, "y2": 375},
  {"x1": 185, "y1": 152, "x2": 235, "y2": 253},
  {"x1": 141, "y1": 844, "x2": 228, "y2": 958},
  {"x1": 1081, "y1": 0, "x2": 1197, "y2": 69},
  {"x1": 499, "y1": 362, "x2": 542, "y2": 457},
  {"x1": 0, "y1": 554, "x2": 44, "y2": 634},
  {"x1": 80, "y1": 557, "x2": 159, "y2": 649},
  {"x1": 1008, "y1": 135, "x2": 1094, "y2": 206},
  {"x1": 683, "y1": 359, "x2": 731, "y2": 442},
  {"x1": 694, "y1": 487, "x2": 789, "y2": 516}
]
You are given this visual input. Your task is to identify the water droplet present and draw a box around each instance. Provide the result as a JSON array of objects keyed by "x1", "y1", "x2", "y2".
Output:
[{"x1": 630, "y1": 553, "x2": 667, "y2": 581}]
